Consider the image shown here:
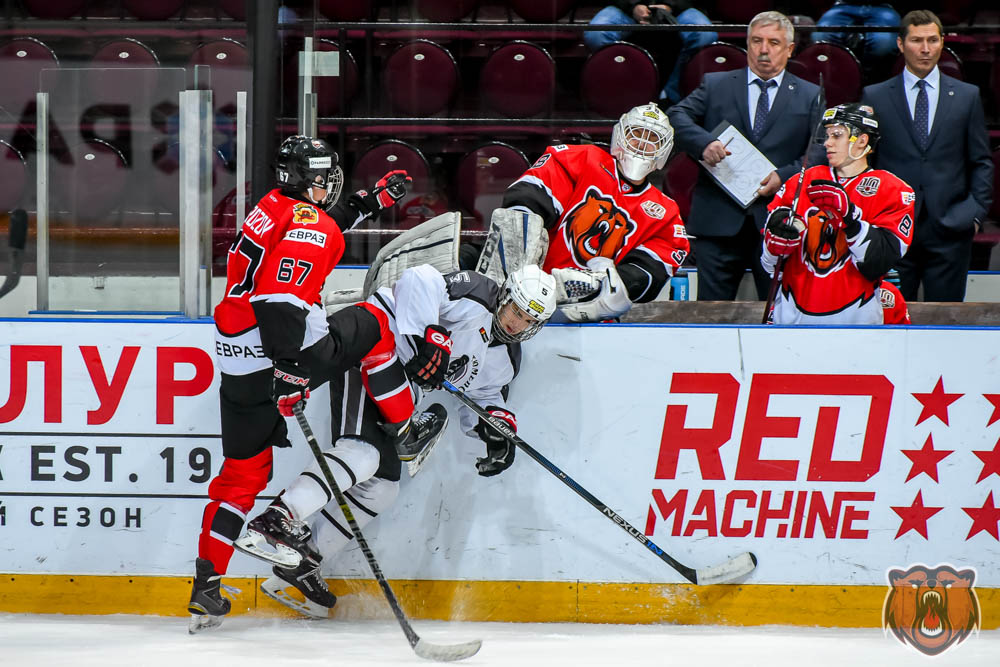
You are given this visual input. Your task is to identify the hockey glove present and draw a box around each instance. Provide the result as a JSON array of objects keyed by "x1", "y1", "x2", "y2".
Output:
[
  {"x1": 805, "y1": 179, "x2": 860, "y2": 229},
  {"x1": 366, "y1": 170, "x2": 412, "y2": 210},
  {"x1": 763, "y1": 206, "x2": 805, "y2": 257},
  {"x1": 474, "y1": 407, "x2": 517, "y2": 477},
  {"x1": 272, "y1": 360, "x2": 310, "y2": 417},
  {"x1": 404, "y1": 324, "x2": 453, "y2": 389}
]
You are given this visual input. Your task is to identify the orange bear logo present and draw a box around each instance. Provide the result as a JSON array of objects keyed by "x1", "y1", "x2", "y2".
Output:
[
  {"x1": 563, "y1": 188, "x2": 635, "y2": 266},
  {"x1": 883, "y1": 564, "x2": 980, "y2": 656}
]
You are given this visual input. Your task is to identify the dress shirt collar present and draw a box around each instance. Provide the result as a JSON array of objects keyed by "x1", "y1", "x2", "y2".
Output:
[
  {"x1": 902, "y1": 64, "x2": 940, "y2": 91},
  {"x1": 747, "y1": 68, "x2": 785, "y2": 89}
]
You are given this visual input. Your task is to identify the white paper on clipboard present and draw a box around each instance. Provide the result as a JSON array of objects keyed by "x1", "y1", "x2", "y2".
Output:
[{"x1": 699, "y1": 121, "x2": 776, "y2": 209}]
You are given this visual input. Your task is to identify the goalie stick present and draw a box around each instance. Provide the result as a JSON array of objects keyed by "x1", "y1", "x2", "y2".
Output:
[
  {"x1": 441, "y1": 381, "x2": 757, "y2": 585},
  {"x1": 291, "y1": 404, "x2": 482, "y2": 662}
]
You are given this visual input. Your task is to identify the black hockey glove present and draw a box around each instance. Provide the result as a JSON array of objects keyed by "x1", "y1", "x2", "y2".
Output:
[
  {"x1": 763, "y1": 206, "x2": 804, "y2": 257},
  {"x1": 404, "y1": 324, "x2": 453, "y2": 389},
  {"x1": 474, "y1": 407, "x2": 517, "y2": 477},
  {"x1": 272, "y1": 360, "x2": 310, "y2": 417}
]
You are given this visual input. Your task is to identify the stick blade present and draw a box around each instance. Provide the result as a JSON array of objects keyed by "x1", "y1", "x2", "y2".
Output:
[
  {"x1": 413, "y1": 638, "x2": 482, "y2": 662},
  {"x1": 695, "y1": 552, "x2": 758, "y2": 585}
]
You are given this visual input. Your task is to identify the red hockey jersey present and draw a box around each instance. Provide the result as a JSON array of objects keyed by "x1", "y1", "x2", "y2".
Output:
[
  {"x1": 767, "y1": 166, "x2": 914, "y2": 319},
  {"x1": 509, "y1": 144, "x2": 689, "y2": 282}
]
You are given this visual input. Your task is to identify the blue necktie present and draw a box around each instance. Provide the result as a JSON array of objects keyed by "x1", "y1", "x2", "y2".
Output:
[
  {"x1": 752, "y1": 78, "x2": 775, "y2": 143},
  {"x1": 913, "y1": 79, "x2": 930, "y2": 151}
]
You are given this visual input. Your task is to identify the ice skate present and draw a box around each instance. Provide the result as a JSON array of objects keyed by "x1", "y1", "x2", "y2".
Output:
[
  {"x1": 233, "y1": 499, "x2": 319, "y2": 568},
  {"x1": 389, "y1": 403, "x2": 448, "y2": 462},
  {"x1": 187, "y1": 557, "x2": 233, "y2": 634},
  {"x1": 260, "y1": 553, "x2": 337, "y2": 619}
]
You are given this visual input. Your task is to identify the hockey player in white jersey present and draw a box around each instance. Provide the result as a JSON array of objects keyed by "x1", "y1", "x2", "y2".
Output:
[{"x1": 234, "y1": 263, "x2": 557, "y2": 617}]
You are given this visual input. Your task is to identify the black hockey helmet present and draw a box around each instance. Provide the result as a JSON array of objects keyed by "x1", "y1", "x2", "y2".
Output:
[
  {"x1": 821, "y1": 103, "x2": 880, "y2": 150},
  {"x1": 274, "y1": 135, "x2": 343, "y2": 206}
]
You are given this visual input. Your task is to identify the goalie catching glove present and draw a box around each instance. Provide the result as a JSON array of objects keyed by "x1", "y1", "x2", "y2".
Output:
[
  {"x1": 272, "y1": 360, "x2": 310, "y2": 417},
  {"x1": 404, "y1": 324, "x2": 453, "y2": 389},
  {"x1": 552, "y1": 257, "x2": 632, "y2": 322},
  {"x1": 474, "y1": 407, "x2": 516, "y2": 477}
]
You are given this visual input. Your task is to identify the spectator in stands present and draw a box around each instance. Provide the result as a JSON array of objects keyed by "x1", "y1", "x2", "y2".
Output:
[
  {"x1": 583, "y1": 2, "x2": 717, "y2": 105},
  {"x1": 668, "y1": 11, "x2": 825, "y2": 301},
  {"x1": 862, "y1": 9, "x2": 993, "y2": 302},
  {"x1": 812, "y1": 2, "x2": 901, "y2": 60}
]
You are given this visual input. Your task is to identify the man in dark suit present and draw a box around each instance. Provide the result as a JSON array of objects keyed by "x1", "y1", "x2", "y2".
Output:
[
  {"x1": 862, "y1": 10, "x2": 993, "y2": 302},
  {"x1": 668, "y1": 11, "x2": 825, "y2": 300}
]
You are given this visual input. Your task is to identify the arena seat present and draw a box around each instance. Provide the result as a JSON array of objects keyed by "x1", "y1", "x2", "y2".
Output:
[
  {"x1": 382, "y1": 40, "x2": 459, "y2": 116},
  {"x1": 480, "y1": 41, "x2": 555, "y2": 118},
  {"x1": 352, "y1": 140, "x2": 432, "y2": 222},
  {"x1": 218, "y1": 0, "x2": 245, "y2": 20},
  {"x1": 21, "y1": 0, "x2": 84, "y2": 19},
  {"x1": 0, "y1": 38, "x2": 59, "y2": 119},
  {"x1": 580, "y1": 42, "x2": 659, "y2": 119},
  {"x1": 788, "y1": 41, "x2": 862, "y2": 107},
  {"x1": 190, "y1": 39, "x2": 250, "y2": 117},
  {"x1": 455, "y1": 142, "x2": 529, "y2": 226},
  {"x1": 416, "y1": 0, "x2": 480, "y2": 21},
  {"x1": 891, "y1": 47, "x2": 964, "y2": 81},
  {"x1": 508, "y1": 0, "x2": 577, "y2": 23},
  {"x1": 123, "y1": 0, "x2": 183, "y2": 20},
  {"x1": 679, "y1": 42, "x2": 745, "y2": 99},
  {"x1": 661, "y1": 153, "x2": 698, "y2": 221},
  {"x1": 283, "y1": 39, "x2": 359, "y2": 116},
  {"x1": 0, "y1": 141, "x2": 27, "y2": 212},
  {"x1": 319, "y1": 0, "x2": 375, "y2": 20},
  {"x1": 88, "y1": 39, "x2": 160, "y2": 107},
  {"x1": 50, "y1": 139, "x2": 129, "y2": 221}
]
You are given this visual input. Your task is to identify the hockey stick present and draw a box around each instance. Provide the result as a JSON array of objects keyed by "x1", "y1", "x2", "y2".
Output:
[
  {"x1": 291, "y1": 403, "x2": 481, "y2": 662},
  {"x1": 441, "y1": 381, "x2": 757, "y2": 585},
  {"x1": 761, "y1": 76, "x2": 826, "y2": 324}
]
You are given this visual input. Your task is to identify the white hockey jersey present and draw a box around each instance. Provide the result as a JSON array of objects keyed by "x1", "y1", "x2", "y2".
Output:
[{"x1": 366, "y1": 264, "x2": 519, "y2": 435}]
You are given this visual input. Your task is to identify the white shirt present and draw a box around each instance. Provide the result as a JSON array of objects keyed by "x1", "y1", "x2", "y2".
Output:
[
  {"x1": 747, "y1": 68, "x2": 786, "y2": 131},
  {"x1": 902, "y1": 65, "x2": 940, "y2": 131}
]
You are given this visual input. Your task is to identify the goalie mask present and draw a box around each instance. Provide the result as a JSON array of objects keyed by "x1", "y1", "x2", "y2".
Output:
[
  {"x1": 492, "y1": 265, "x2": 558, "y2": 344},
  {"x1": 610, "y1": 103, "x2": 674, "y2": 183},
  {"x1": 275, "y1": 135, "x2": 344, "y2": 206}
]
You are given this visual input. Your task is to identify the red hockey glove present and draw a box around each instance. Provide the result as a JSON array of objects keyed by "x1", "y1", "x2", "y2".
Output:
[
  {"x1": 806, "y1": 179, "x2": 856, "y2": 227},
  {"x1": 474, "y1": 407, "x2": 517, "y2": 477},
  {"x1": 763, "y1": 207, "x2": 804, "y2": 257},
  {"x1": 272, "y1": 360, "x2": 310, "y2": 417},
  {"x1": 372, "y1": 170, "x2": 412, "y2": 209},
  {"x1": 404, "y1": 324, "x2": 452, "y2": 389}
]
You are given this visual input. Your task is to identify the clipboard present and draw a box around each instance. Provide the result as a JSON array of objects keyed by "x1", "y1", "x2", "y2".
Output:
[{"x1": 698, "y1": 121, "x2": 776, "y2": 209}]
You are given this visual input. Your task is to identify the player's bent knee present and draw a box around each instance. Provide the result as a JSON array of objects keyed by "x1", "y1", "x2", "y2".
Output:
[{"x1": 329, "y1": 436, "x2": 380, "y2": 486}]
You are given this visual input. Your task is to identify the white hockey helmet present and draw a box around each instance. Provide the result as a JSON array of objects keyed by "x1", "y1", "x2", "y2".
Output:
[
  {"x1": 493, "y1": 265, "x2": 558, "y2": 344},
  {"x1": 610, "y1": 103, "x2": 674, "y2": 183}
]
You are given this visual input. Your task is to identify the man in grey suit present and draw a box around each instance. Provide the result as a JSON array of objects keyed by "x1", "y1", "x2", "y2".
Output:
[
  {"x1": 862, "y1": 10, "x2": 993, "y2": 302},
  {"x1": 668, "y1": 11, "x2": 825, "y2": 300}
]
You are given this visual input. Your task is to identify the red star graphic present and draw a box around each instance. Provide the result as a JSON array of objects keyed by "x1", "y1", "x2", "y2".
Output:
[
  {"x1": 973, "y1": 437, "x2": 1000, "y2": 483},
  {"x1": 964, "y1": 492, "x2": 1000, "y2": 540},
  {"x1": 900, "y1": 434, "x2": 953, "y2": 482},
  {"x1": 891, "y1": 490, "x2": 943, "y2": 539},
  {"x1": 986, "y1": 394, "x2": 1000, "y2": 427},
  {"x1": 911, "y1": 376, "x2": 963, "y2": 426}
]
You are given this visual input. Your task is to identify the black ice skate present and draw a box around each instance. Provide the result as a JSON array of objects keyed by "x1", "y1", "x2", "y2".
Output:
[
  {"x1": 388, "y1": 403, "x2": 449, "y2": 463},
  {"x1": 260, "y1": 553, "x2": 337, "y2": 619},
  {"x1": 233, "y1": 499, "x2": 320, "y2": 568},
  {"x1": 187, "y1": 557, "x2": 234, "y2": 634}
]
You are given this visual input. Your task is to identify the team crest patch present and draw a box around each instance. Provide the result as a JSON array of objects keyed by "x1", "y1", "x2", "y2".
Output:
[
  {"x1": 883, "y1": 563, "x2": 981, "y2": 657},
  {"x1": 902, "y1": 191, "x2": 916, "y2": 205},
  {"x1": 641, "y1": 201, "x2": 666, "y2": 219},
  {"x1": 856, "y1": 176, "x2": 880, "y2": 197},
  {"x1": 880, "y1": 287, "x2": 896, "y2": 309},
  {"x1": 531, "y1": 153, "x2": 551, "y2": 169},
  {"x1": 292, "y1": 202, "x2": 319, "y2": 224}
]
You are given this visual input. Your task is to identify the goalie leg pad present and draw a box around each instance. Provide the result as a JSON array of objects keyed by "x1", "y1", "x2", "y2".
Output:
[
  {"x1": 476, "y1": 207, "x2": 549, "y2": 286},
  {"x1": 281, "y1": 436, "x2": 380, "y2": 522},
  {"x1": 361, "y1": 211, "x2": 463, "y2": 298},
  {"x1": 312, "y1": 476, "x2": 400, "y2": 557}
]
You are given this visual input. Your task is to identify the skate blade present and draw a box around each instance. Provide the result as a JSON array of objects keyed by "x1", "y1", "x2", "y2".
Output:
[
  {"x1": 260, "y1": 576, "x2": 332, "y2": 619},
  {"x1": 406, "y1": 415, "x2": 449, "y2": 475},
  {"x1": 188, "y1": 613, "x2": 224, "y2": 634},
  {"x1": 233, "y1": 531, "x2": 303, "y2": 567}
]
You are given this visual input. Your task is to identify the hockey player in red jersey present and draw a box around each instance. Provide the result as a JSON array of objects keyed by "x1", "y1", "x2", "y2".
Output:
[
  {"x1": 464, "y1": 103, "x2": 690, "y2": 322},
  {"x1": 188, "y1": 135, "x2": 447, "y2": 632},
  {"x1": 880, "y1": 280, "x2": 911, "y2": 324},
  {"x1": 762, "y1": 103, "x2": 915, "y2": 324}
]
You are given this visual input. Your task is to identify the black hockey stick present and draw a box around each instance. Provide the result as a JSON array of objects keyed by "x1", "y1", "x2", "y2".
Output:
[
  {"x1": 291, "y1": 403, "x2": 481, "y2": 662},
  {"x1": 442, "y1": 381, "x2": 757, "y2": 585},
  {"x1": 761, "y1": 76, "x2": 826, "y2": 324}
]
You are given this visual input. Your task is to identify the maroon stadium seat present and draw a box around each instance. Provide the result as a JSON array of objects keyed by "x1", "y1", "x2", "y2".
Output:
[
  {"x1": 283, "y1": 39, "x2": 359, "y2": 116},
  {"x1": 123, "y1": 0, "x2": 183, "y2": 20},
  {"x1": 382, "y1": 40, "x2": 459, "y2": 116},
  {"x1": 190, "y1": 39, "x2": 250, "y2": 117},
  {"x1": 218, "y1": 0, "x2": 245, "y2": 20},
  {"x1": 353, "y1": 140, "x2": 432, "y2": 226},
  {"x1": 891, "y1": 47, "x2": 964, "y2": 81},
  {"x1": 88, "y1": 39, "x2": 160, "y2": 107},
  {"x1": 680, "y1": 42, "x2": 746, "y2": 99},
  {"x1": 508, "y1": 0, "x2": 576, "y2": 23},
  {"x1": 788, "y1": 42, "x2": 862, "y2": 107},
  {"x1": 416, "y1": 0, "x2": 479, "y2": 21},
  {"x1": 580, "y1": 42, "x2": 659, "y2": 119},
  {"x1": 22, "y1": 0, "x2": 84, "y2": 19},
  {"x1": 662, "y1": 153, "x2": 699, "y2": 222},
  {"x1": 51, "y1": 139, "x2": 129, "y2": 220},
  {"x1": 480, "y1": 41, "x2": 555, "y2": 118},
  {"x1": 0, "y1": 38, "x2": 59, "y2": 118},
  {"x1": 0, "y1": 141, "x2": 27, "y2": 212},
  {"x1": 319, "y1": 0, "x2": 375, "y2": 20},
  {"x1": 455, "y1": 142, "x2": 529, "y2": 226}
]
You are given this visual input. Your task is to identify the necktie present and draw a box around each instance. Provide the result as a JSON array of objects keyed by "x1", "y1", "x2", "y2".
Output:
[
  {"x1": 752, "y1": 78, "x2": 775, "y2": 143},
  {"x1": 913, "y1": 79, "x2": 930, "y2": 151}
]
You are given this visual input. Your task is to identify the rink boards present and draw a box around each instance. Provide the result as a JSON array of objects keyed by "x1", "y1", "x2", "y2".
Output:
[{"x1": 1, "y1": 318, "x2": 998, "y2": 627}]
